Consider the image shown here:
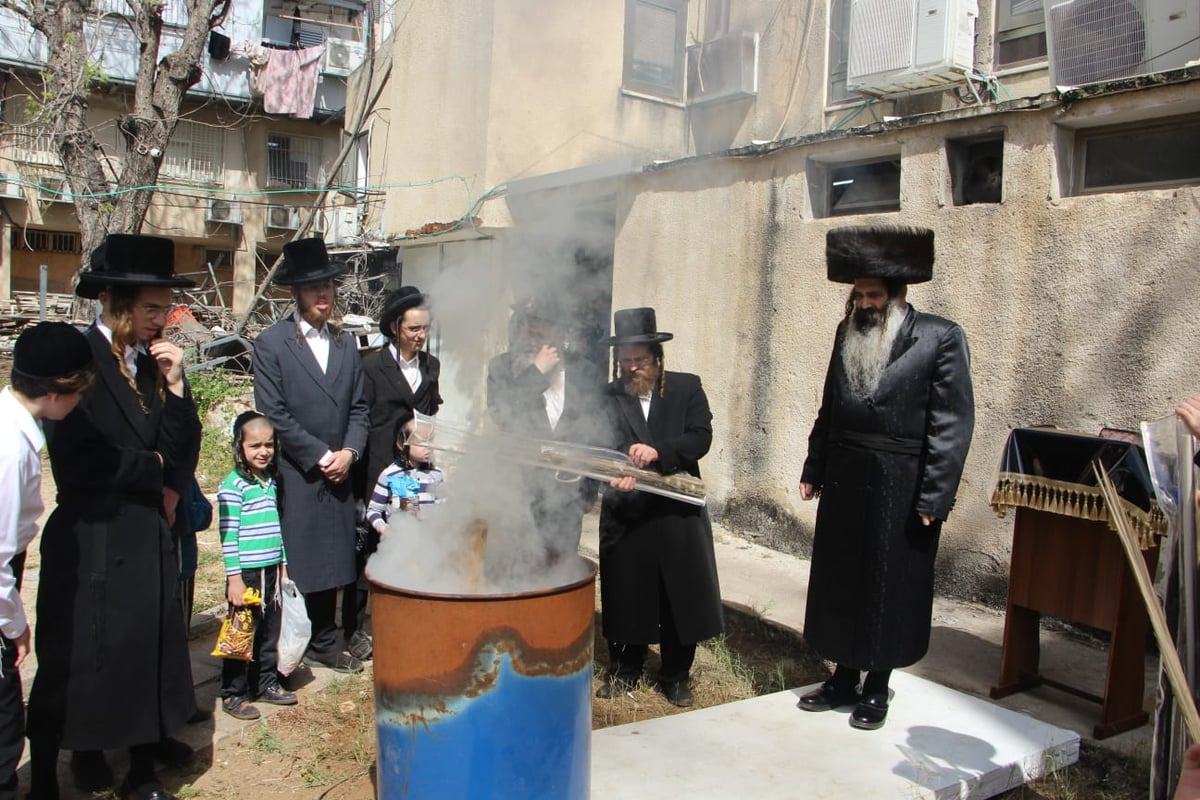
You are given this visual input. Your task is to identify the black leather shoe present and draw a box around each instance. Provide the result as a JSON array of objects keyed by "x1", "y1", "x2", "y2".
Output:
[
  {"x1": 70, "y1": 750, "x2": 114, "y2": 792},
  {"x1": 122, "y1": 777, "x2": 177, "y2": 800},
  {"x1": 258, "y1": 684, "x2": 298, "y2": 706},
  {"x1": 304, "y1": 650, "x2": 364, "y2": 674},
  {"x1": 798, "y1": 682, "x2": 860, "y2": 712},
  {"x1": 849, "y1": 693, "x2": 889, "y2": 730},
  {"x1": 347, "y1": 630, "x2": 373, "y2": 661},
  {"x1": 595, "y1": 677, "x2": 635, "y2": 699},
  {"x1": 659, "y1": 681, "x2": 694, "y2": 708},
  {"x1": 152, "y1": 737, "x2": 194, "y2": 767}
]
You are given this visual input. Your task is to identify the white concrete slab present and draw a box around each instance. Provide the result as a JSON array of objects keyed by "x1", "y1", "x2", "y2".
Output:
[{"x1": 591, "y1": 671, "x2": 1080, "y2": 799}]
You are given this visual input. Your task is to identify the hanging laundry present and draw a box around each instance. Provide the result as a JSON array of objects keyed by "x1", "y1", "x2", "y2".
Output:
[{"x1": 261, "y1": 44, "x2": 325, "y2": 119}]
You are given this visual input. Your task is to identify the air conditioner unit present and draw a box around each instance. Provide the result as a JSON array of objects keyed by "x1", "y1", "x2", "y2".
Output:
[
  {"x1": 847, "y1": 0, "x2": 978, "y2": 96},
  {"x1": 36, "y1": 176, "x2": 72, "y2": 204},
  {"x1": 326, "y1": 206, "x2": 360, "y2": 245},
  {"x1": 686, "y1": 30, "x2": 759, "y2": 106},
  {"x1": 0, "y1": 173, "x2": 23, "y2": 200},
  {"x1": 310, "y1": 209, "x2": 326, "y2": 235},
  {"x1": 321, "y1": 38, "x2": 367, "y2": 77},
  {"x1": 266, "y1": 204, "x2": 302, "y2": 230},
  {"x1": 1046, "y1": 0, "x2": 1200, "y2": 88},
  {"x1": 207, "y1": 198, "x2": 243, "y2": 225}
]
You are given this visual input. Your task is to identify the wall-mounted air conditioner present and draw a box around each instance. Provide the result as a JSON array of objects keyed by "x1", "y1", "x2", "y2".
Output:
[
  {"x1": 686, "y1": 30, "x2": 759, "y2": 106},
  {"x1": 326, "y1": 206, "x2": 359, "y2": 245},
  {"x1": 321, "y1": 38, "x2": 367, "y2": 77},
  {"x1": 37, "y1": 176, "x2": 72, "y2": 204},
  {"x1": 266, "y1": 204, "x2": 302, "y2": 230},
  {"x1": 846, "y1": 0, "x2": 978, "y2": 96},
  {"x1": 0, "y1": 173, "x2": 24, "y2": 200},
  {"x1": 1046, "y1": 0, "x2": 1200, "y2": 88},
  {"x1": 310, "y1": 209, "x2": 327, "y2": 235},
  {"x1": 207, "y1": 198, "x2": 243, "y2": 225}
]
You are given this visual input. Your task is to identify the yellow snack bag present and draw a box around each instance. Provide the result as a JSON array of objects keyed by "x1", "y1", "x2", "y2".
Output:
[{"x1": 210, "y1": 587, "x2": 263, "y2": 661}]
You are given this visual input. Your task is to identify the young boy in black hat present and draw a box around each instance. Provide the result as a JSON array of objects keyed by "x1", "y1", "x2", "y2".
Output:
[
  {"x1": 26, "y1": 234, "x2": 202, "y2": 800},
  {"x1": 0, "y1": 323, "x2": 94, "y2": 800}
]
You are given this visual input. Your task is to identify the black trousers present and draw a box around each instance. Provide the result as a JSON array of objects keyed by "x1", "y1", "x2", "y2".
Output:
[
  {"x1": 304, "y1": 587, "x2": 340, "y2": 657},
  {"x1": 0, "y1": 552, "x2": 26, "y2": 800},
  {"x1": 339, "y1": 548, "x2": 369, "y2": 640},
  {"x1": 607, "y1": 572, "x2": 696, "y2": 686},
  {"x1": 221, "y1": 565, "x2": 282, "y2": 699}
]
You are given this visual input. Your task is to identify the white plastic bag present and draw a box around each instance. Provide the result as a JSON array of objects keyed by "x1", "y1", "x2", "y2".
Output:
[{"x1": 276, "y1": 578, "x2": 311, "y2": 677}]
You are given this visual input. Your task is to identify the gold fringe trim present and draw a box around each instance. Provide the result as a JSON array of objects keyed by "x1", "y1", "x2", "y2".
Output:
[{"x1": 990, "y1": 472, "x2": 1167, "y2": 550}]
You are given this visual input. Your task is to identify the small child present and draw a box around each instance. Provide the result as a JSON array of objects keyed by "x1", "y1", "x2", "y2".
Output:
[
  {"x1": 216, "y1": 411, "x2": 296, "y2": 720},
  {"x1": 366, "y1": 412, "x2": 444, "y2": 536},
  {"x1": 0, "y1": 322, "x2": 93, "y2": 799}
]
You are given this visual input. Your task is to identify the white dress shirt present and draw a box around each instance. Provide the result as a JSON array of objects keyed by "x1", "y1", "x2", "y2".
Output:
[
  {"x1": 0, "y1": 387, "x2": 43, "y2": 640},
  {"x1": 390, "y1": 344, "x2": 423, "y2": 393},
  {"x1": 297, "y1": 313, "x2": 331, "y2": 373},
  {"x1": 96, "y1": 316, "x2": 147, "y2": 376},
  {"x1": 544, "y1": 367, "x2": 566, "y2": 431},
  {"x1": 639, "y1": 392, "x2": 651, "y2": 421}
]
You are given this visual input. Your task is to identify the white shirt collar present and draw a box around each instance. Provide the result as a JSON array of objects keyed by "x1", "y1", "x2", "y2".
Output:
[
  {"x1": 95, "y1": 316, "x2": 147, "y2": 374},
  {"x1": 0, "y1": 387, "x2": 44, "y2": 452},
  {"x1": 390, "y1": 343, "x2": 419, "y2": 369},
  {"x1": 295, "y1": 311, "x2": 328, "y2": 338}
]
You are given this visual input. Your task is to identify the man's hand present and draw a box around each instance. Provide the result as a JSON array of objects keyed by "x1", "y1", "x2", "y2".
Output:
[
  {"x1": 12, "y1": 626, "x2": 30, "y2": 668},
  {"x1": 227, "y1": 574, "x2": 248, "y2": 607},
  {"x1": 609, "y1": 476, "x2": 636, "y2": 492},
  {"x1": 1177, "y1": 394, "x2": 1200, "y2": 439},
  {"x1": 149, "y1": 339, "x2": 186, "y2": 396},
  {"x1": 533, "y1": 344, "x2": 561, "y2": 374},
  {"x1": 320, "y1": 450, "x2": 354, "y2": 484},
  {"x1": 162, "y1": 486, "x2": 181, "y2": 528},
  {"x1": 799, "y1": 482, "x2": 816, "y2": 501},
  {"x1": 920, "y1": 513, "x2": 935, "y2": 526},
  {"x1": 628, "y1": 444, "x2": 658, "y2": 469},
  {"x1": 1176, "y1": 743, "x2": 1200, "y2": 800}
]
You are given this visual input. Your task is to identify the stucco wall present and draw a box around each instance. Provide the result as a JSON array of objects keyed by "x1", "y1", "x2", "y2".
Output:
[{"x1": 610, "y1": 86, "x2": 1200, "y2": 602}]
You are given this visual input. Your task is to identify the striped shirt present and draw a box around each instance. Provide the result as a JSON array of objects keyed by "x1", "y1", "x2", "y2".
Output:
[
  {"x1": 218, "y1": 470, "x2": 286, "y2": 575},
  {"x1": 366, "y1": 461, "x2": 444, "y2": 531}
]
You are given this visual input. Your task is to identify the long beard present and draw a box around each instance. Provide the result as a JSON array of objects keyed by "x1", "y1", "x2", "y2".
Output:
[
  {"x1": 624, "y1": 366, "x2": 660, "y2": 398},
  {"x1": 841, "y1": 302, "x2": 904, "y2": 399}
]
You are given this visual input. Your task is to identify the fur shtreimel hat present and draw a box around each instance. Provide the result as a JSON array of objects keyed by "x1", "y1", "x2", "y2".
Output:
[
  {"x1": 76, "y1": 234, "x2": 196, "y2": 299},
  {"x1": 825, "y1": 225, "x2": 935, "y2": 284},
  {"x1": 600, "y1": 307, "x2": 673, "y2": 346},
  {"x1": 12, "y1": 321, "x2": 93, "y2": 379},
  {"x1": 272, "y1": 238, "x2": 347, "y2": 286},
  {"x1": 379, "y1": 286, "x2": 425, "y2": 338}
]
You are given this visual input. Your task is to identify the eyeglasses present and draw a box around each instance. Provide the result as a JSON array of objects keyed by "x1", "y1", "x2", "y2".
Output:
[
  {"x1": 619, "y1": 356, "x2": 654, "y2": 369},
  {"x1": 136, "y1": 303, "x2": 173, "y2": 319}
]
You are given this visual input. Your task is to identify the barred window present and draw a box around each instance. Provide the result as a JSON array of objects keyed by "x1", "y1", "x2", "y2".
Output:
[
  {"x1": 10, "y1": 229, "x2": 82, "y2": 253},
  {"x1": 3, "y1": 102, "x2": 59, "y2": 167},
  {"x1": 266, "y1": 133, "x2": 323, "y2": 189},
  {"x1": 161, "y1": 120, "x2": 225, "y2": 185},
  {"x1": 623, "y1": 0, "x2": 687, "y2": 100}
]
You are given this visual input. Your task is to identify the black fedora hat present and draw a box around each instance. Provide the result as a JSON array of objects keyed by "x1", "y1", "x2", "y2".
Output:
[
  {"x1": 826, "y1": 225, "x2": 935, "y2": 284},
  {"x1": 379, "y1": 286, "x2": 426, "y2": 338},
  {"x1": 600, "y1": 307, "x2": 673, "y2": 346},
  {"x1": 12, "y1": 321, "x2": 93, "y2": 380},
  {"x1": 76, "y1": 234, "x2": 196, "y2": 299},
  {"x1": 272, "y1": 238, "x2": 347, "y2": 286}
]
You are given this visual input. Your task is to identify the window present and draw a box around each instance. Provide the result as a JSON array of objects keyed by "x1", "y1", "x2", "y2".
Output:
[
  {"x1": 10, "y1": 229, "x2": 81, "y2": 253},
  {"x1": 948, "y1": 136, "x2": 1004, "y2": 205},
  {"x1": 335, "y1": 132, "x2": 367, "y2": 193},
  {"x1": 995, "y1": 0, "x2": 1047, "y2": 69},
  {"x1": 266, "y1": 133, "x2": 323, "y2": 189},
  {"x1": 161, "y1": 120, "x2": 224, "y2": 185},
  {"x1": 623, "y1": 0, "x2": 687, "y2": 100},
  {"x1": 812, "y1": 157, "x2": 902, "y2": 218},
  {"x1": 4, "y1": 102, "x2": 58, "y2": 167},
  {"x1": 826, "y1": 0, "x2": 860, "y2": 106},
  {"x1": 1074, "y1": 116, "x2": 1200, "y2": 194}
]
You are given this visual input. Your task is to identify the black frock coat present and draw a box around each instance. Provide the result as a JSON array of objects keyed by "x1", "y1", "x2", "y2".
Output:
[
  {"x1": 800, "y1": 307, "x2": 974, "y2": 671},
  {"x1": 598, "y1": 371, "x2": 723, "y2": 645},
  {"x1": 28, "y1": 325, "x2": 200, "y2": 750},
  {"x1": 253, "y1": 319, "x2": 369, "y2": 593},
  {"x1": 361, "y1": 347, "x2": 442, "y2": 492}
]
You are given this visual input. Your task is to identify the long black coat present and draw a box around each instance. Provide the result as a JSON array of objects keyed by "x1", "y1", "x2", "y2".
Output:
[
  {"x1": 598, "y1": 371, "x2": 723, "y2": 645},
  {"x1": 800, "y1": 306, "x2": 974, "y2": 671},
  {"x1": 28, "y1": 326, "x2": 200, "y2": 750},
  {"x1": 360, "y1": 347, "x2": 442, "y2": 492},
  {"x1": 253, "y1": 319, "x2": 369, "y2": 593}
]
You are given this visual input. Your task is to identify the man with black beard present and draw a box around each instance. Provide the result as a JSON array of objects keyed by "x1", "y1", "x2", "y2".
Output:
[
  {"x1": 797, "y1": 226, "x2": 974, "y2": 731},
  {"x1": 595, "y1": 308, "x2": 723, "y2": 708}
]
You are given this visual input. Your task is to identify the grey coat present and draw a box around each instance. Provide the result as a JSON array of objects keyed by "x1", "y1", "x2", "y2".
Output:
[
  {"x1": 253, "y1": 318, "x2": 369, "y2": 593},
  {"x1": 800, "y1": 306, "x2": 974, "y2": 670}
]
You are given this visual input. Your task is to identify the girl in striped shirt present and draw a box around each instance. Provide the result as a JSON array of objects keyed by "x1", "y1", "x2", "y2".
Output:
[{"x1": 216, "y1": 411, "x2": 296, "y2": 720}]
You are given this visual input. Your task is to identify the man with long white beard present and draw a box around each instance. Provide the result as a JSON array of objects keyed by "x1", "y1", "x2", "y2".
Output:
[{"x1": 797, "y1": 226, "x2": 974, "y2": 731}]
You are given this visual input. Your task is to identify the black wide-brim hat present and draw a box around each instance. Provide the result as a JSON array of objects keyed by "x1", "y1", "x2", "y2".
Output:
[
  {"x1": 826, "y1": 225, "x2": 935, "y2": 284},
  {"x1": 12, "y1": 321, "x2": 93, "y2": 379},
  {"x1": 600, "y1": 307, "x2": 673, "y2": 346},
  {"x1": 272, "y1": 238, "x2": 347, "y2": 286},
  {"x1": 76, "y1": 234, "x2": 196, "y2": 299},
  {"x1": 379, "y1": 286, "x2": 425, "y2": 338}
]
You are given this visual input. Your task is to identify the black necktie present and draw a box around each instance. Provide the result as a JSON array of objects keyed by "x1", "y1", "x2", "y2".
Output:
[{"x1": 135, "y1": 350, "x2": 157, "y2": 408}]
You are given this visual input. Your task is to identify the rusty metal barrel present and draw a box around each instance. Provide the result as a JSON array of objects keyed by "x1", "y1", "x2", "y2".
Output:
[{"x1": 369, "y1": 557, "x2": 596, "y2": 800}]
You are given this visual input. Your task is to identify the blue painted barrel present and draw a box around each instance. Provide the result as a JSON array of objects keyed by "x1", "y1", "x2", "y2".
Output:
[{"x1": 369, "y1": 557, "x2": 595, "y2": 800}]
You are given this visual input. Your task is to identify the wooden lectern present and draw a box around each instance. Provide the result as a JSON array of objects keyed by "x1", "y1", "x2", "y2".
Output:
[{"x1": 989, "y1": 428, "x2": 1166, "y2": 739}]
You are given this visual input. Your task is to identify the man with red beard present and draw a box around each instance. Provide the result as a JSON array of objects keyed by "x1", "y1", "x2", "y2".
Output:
[
  {"x1": 595, "y1": 308, "x2": 723, "y2": 707},
  {"x1": 254, "y1": 238, "x2": 369, "y2": 674},
  {"x1": 797, "y1": 226, "x2": 974, "y2": 731}
]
